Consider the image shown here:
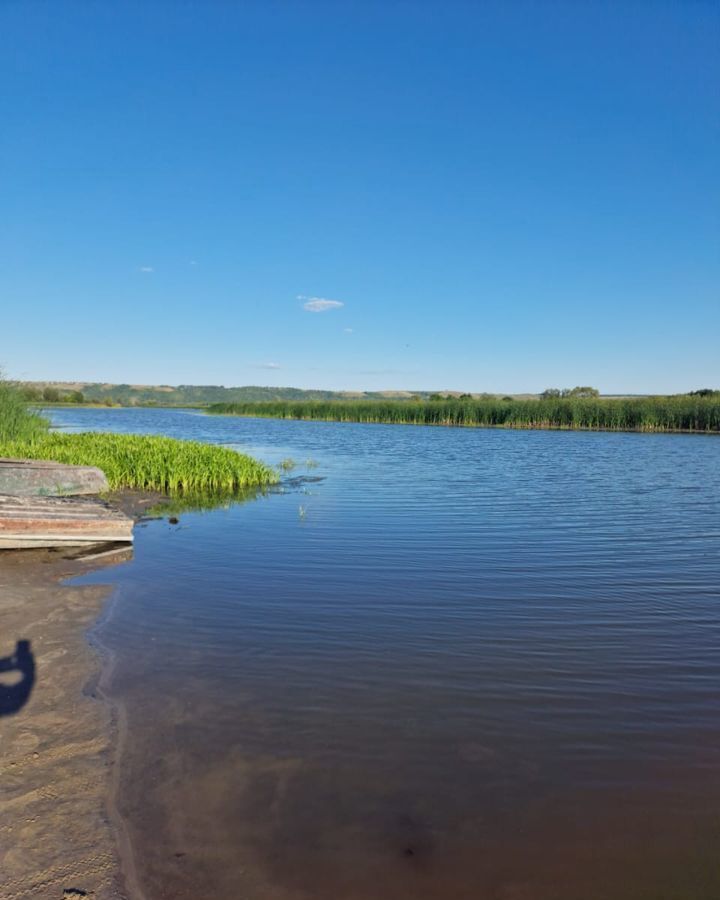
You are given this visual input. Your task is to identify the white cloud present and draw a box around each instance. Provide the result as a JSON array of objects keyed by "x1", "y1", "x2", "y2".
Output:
[
  {"x1": 189, "y1": 260, "x2": 198, "y2": 266},
  {"x1": 139, "y1": 266, "x2": 154, "y2": 273},
  {"x1": 254, "y1": 362, "x2": 281, "y2": 370},
  {"x1": 298, "y1": 295, "x2": 345, "y2": 313},
  {"x1": 343, "y1": 327, "x2": 354, "y2": 333}
]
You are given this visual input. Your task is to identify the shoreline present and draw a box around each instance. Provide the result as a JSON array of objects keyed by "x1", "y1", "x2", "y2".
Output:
[
  {"x1": 0, "y1": 492, "x2": 162, "y2": 900},
  {"x1": 0, "y1": 548, "x2": 126, "y2": 899},
  {"x1": 87, "y1": 584, "x2": 146, "y2": 900}
]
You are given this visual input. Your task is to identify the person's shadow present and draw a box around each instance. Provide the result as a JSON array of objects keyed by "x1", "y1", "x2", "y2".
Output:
[{"x1": 0, "y1": 640, "x2": 35, "y2": 716}]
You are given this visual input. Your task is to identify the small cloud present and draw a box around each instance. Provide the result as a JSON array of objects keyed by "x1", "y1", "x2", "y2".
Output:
[
  {"x1": 189, "y1": 260, "x2": 198, "y2": 266},
  {"x1": 139, "y1": 266, "x2": 154, "y2": 273},
  {"x1": 343, "y1": 327, "x2": 354, "y2": 333},
  {"x1": 253, "y1": 362, "x2": 281, "y2": 370},
  {"x1": 298, "y1": 295, "x2": 345, "y2": 313}
]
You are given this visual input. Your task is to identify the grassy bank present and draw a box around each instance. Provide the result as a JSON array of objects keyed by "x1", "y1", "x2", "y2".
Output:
[
  {"x1": 1, "y1": 376, "x2": 277, "y2": 493},
  {"x1": 208, "y1": 396, "x2": 720, "y2": 433},
  {"x1": 0, "y1": 432, "x2": 278, "y2": 493}
]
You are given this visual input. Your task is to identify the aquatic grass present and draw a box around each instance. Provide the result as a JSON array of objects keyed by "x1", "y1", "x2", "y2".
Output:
[
  {"x1": 207, "y1": 396, "x2": 720, "y2": 433},
  {"x1": 0, "y1": 432, "x2": 278, "y2": 493}
]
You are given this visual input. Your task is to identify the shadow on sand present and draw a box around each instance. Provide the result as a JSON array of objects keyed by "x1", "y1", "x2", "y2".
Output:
[
  {"x1": 0, "y1": 639, "x2": 35, "y2": 716},
  {"x1": 0, "y1": 540, "x2": 134, "y2": 719}
]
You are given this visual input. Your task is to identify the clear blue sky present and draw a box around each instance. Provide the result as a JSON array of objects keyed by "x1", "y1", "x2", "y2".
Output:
[{"x1": 2, "y1": 1, "x2": 718, "y2": 393}]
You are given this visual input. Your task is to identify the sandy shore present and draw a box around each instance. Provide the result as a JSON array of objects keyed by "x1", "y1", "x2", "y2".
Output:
[
  {"x1": 0, "y1": 547, "x2": 127, "y2": 898},
  {"x1": 0, "y1": 493, "x2": 161, "y2": 900}
]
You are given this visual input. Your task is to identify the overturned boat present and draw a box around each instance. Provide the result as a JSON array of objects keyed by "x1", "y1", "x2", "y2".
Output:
[{"x1": 0, "y1": 495, "x2": 133, "y2": 549}]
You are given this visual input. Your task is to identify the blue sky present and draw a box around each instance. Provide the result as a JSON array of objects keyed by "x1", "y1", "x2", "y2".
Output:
[{"x1": 1, "y1": 1, "x2": 718, "y2": 393}]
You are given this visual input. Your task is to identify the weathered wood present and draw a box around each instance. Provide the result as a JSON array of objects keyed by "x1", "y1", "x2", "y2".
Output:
[
  {"x1": 0, "y1": 495, "x2": 133, "y2": 549},
  {"x1": 0, "y1": 458, "x2": 109, "y2": 497}
]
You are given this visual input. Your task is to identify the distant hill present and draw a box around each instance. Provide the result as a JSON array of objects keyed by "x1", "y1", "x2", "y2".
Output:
[
  {"x1": 18, "y1": 381, "x2": 653, "y2": 406},
  {"x1": 19, "y1": 381, "x2": 504, "y2": 406}
]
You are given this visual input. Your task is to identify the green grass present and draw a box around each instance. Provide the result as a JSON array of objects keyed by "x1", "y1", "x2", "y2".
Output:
[
  {"x1": 0, "y1": 376, "x2": 49, "y2": 442},
  {"x1": 0, "y1": 432, "x2": 278, "y2": 493},
  {"x1": 207, "y1": 395, "x2": 720, "y2": 433}
]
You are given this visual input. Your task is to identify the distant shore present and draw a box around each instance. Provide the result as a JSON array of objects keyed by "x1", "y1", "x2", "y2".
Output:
[{"x1": 206, "y1": 395, "x2": 720, "y2": 434}]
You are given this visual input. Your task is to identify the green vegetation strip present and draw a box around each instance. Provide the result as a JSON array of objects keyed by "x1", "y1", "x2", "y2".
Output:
[
  {"x1": 0, "y1": 433, "x2": 278, "y2": 493},
  {"x1": 208, "y1": 396, "x2": 720, "y2": 433}
]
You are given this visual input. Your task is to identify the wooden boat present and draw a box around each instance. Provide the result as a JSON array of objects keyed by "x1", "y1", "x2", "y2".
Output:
[
  {"x1": 0, "y1": 458, "x2": 108, "y2": 496},
  {"x1": 0, "y1": 495, "x2": 133, "y2": 549}
]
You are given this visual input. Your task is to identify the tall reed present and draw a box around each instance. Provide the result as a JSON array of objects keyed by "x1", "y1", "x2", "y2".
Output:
[
  {"x1": 0, "y1": 374, "x2": 49, "y2": 442},
  {"x1": 207, "y1": 396, "x2": 720, "y2": 433}
]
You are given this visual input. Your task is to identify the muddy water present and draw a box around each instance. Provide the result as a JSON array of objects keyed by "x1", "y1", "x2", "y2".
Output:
[{"x1": 55, "y1": 408, "x2": 720, "y2": 900}]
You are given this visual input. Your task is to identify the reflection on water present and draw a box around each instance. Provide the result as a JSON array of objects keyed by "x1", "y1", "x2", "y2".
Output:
[
  {"x1": 145, "y1": 486, "x2": 264, "y2": 518},
  {"x1": 145, "y1": 475, "x2": 324, "y2": 518},
  {"x1": 59, "y1": 408, "x2": 720, "y2": 900}
]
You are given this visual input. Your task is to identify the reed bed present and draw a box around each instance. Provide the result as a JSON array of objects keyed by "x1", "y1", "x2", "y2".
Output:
[
  {"x1": 208, "y1": 396, "x2": 720, "y2": 433},
  {"x1": 0, "y1": 432, "x2": 278, "y2": 493}
]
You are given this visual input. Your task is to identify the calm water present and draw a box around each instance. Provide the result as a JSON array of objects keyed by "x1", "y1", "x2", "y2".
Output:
[{"x1": 53, "y1": 408, "x2": 720, "y2": 900}]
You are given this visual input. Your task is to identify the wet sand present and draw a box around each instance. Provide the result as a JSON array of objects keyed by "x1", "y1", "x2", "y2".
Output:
[
  {"x1": 0, "y1": 492, "x2": 159, "y2": 900},
  {"x1": 0, "y1": 547, "x2": 127, "y2": 899}
]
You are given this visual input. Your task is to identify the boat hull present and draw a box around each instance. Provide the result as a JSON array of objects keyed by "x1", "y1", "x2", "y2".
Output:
[{"x1": 0, "y1": 458, "x2": 109, "y2": 497}]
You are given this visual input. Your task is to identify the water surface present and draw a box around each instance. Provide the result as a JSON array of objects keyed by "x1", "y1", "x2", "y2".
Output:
[{"x1": 53, "y1": 408, "x2": 720, "y2": 900}]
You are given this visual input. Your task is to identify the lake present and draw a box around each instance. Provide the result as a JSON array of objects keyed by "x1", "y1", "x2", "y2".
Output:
[{"x1": 51, "y1": 407, "x2": 720, "y2": 900}]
